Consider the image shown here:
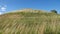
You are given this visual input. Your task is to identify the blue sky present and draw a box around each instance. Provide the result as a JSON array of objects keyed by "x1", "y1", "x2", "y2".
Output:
[{"x1": 0, "y1": 0, "x2": 60, "y2": 14}]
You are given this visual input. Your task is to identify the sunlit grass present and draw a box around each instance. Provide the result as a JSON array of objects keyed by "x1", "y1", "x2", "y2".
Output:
[{"x1": 0, "y1": 10, "x2": 60, "y2": 34}]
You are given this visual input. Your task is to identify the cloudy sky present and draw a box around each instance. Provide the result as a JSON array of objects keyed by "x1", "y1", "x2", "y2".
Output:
[{"x1": 0, "y1": 0, "x2": 60, "y2": 14}]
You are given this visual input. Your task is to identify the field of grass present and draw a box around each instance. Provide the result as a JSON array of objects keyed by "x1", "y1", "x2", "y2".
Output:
[{"x1": 0, "y1": 10, "x2": 60, "y2": 34}]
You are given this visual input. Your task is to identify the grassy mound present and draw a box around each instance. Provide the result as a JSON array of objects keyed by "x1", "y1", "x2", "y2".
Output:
[{"x1": 0, "y1": 9, "x2": 60, "y2": 34}]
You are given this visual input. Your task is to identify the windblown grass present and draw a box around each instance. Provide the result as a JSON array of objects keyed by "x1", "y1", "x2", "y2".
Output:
[{"x1": 0, "y1": 10, "x2": 60, "y2": 34}]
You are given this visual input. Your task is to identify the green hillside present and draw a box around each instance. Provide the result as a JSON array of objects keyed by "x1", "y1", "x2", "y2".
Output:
[{"x1": 0, "y1": 9, "x2": 60, "y2": 34}]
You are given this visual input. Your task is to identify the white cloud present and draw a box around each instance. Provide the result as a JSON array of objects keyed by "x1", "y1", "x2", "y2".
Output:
[
  {"x1": 0, "y1": 12, "x2": 2, "y2": 15},
  {"x1": 0, "y1": 5, "x2": 7, "y2": 11},
  {"x1": 1, "y1": 7, "x2": 6, "y2": 11}
]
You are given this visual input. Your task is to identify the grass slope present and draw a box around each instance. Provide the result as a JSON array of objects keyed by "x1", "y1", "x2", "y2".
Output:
[{"x1": 0, "y1": 9, "x2": 60, "y2": 34}]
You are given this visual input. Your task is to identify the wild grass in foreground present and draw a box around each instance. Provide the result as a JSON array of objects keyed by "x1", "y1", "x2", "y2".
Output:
[{"x1": 0, "y1": 10, "x2": 60, "y2": 34}]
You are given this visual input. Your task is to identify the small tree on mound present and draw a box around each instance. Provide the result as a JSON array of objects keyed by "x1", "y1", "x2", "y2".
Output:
[{"x1": 51, "y1": 10, "x2": 57, "y2": 14}]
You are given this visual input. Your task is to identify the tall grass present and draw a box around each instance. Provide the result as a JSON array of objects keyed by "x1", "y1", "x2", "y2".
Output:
[{"x1": 0, "y1": 11, "x2": 60, "y2": 34}]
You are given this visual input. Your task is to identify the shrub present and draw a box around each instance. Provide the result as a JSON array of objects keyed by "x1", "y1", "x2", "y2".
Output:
[{"x1": 51, "y1": 10, "x2": 57, "y2": 14}]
